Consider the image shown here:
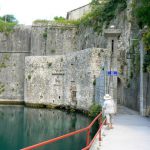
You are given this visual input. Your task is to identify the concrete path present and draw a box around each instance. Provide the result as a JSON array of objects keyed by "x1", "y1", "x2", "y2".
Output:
[{"x1": 90, "y1": 105, "x2": 150, "y2": 150}]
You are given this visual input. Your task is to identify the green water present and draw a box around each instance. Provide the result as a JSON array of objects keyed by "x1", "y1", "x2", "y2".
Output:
[{"x1": 0, "y1": 105, "x2": 98, "y2": 150}]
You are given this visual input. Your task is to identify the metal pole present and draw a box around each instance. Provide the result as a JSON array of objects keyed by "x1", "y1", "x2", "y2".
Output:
[
  {"x1": 99, "y1": 114, "x2": 102, "y2": 141},
  {"x1": 104, "y1": 56, "x2": 107, "y2": 94},
  {"x1": 139, "y1": 35, "x2": 144, "y2": 116},
  {"x1": 86, "y1": 129, "x2": 90, "y2": 146}
]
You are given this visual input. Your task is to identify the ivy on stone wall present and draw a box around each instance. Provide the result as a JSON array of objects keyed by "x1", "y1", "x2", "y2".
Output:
[
  {"x1": 143, "y1": 30, "x2": 150, "y2": 51},
  {"x1": 88, "y1": 103, "x2": 102, "y2": 117},
  {"x1": 79, "y1": 0, "x2": 127, "y2": 33},
  {"x1": 143, "y1": 54, "x2": 150, "y2": 73},
  {"x1": 132, "y1": 0, "x2": 150, "y2": 72},
  {"x1": 0, "y1": 19, "x2": 16, "y2": 34},
  {"x1": 132, "y1": 0, "x2": 150, "y2": 28},
  {"x1": 129, "y1": 39, "x2": 140, "y2": 77}
]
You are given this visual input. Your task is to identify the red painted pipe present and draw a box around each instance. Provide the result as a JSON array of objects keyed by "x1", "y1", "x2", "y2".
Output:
[
  {"x1": 82, "y1": 119, "x2": 106, "y2": 150},
  {"x1": 21, "y1": 112, "x2": 103, "y2": 150}
]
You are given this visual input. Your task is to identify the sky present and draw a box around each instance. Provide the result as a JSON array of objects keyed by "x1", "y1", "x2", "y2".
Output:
[{"x1": 0, "y1": 0, "x2": 91, "y2": 25}]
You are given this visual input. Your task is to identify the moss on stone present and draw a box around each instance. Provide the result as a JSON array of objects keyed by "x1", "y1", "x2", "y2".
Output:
[
  {"x1": 51, "y1": 49, "x2": 56, "y2": 53},
  {"x1": 47, "y1": 62, "x2": 52, "y2": 68},
  {"x1": 46, "y1": 104, "x2": 57, "y2": 109},
  {"x1": 0, "y1": 54, "x2": 10, "y2": 70},
  {"x1": 25, "y1": 103, "x2": 46, "y2": 108},
  {"x1": 0, "y1": 100, "x2": 93, "y2": 117},
  {"x1": 28, "y1": 75, "x2": 31, "y2": 80},
  {"x1": 3, "y1": 54, "x2": 10, "y2": 61},
  {"x1": 0, "y1": 62, "x2": 7, "y2": 68},
  {"x1": 43, "y1": 32, "x2": 47, "y2": 39},
  {"x1": 0, "y1": 101, "x2": 24, "y2": 105}
]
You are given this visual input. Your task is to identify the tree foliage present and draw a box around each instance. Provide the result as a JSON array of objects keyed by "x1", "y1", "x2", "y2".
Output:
[
  {"x1": 133, "y1": 0, "x2": 150, "y2": 51},
  {"x1": 53, "y1": 16, "x2": 80, "y2": 25},
  {"x1": 132, "y1": 0, "x2": 150, "y2": 71},
  {"x1": 54, "y1": 16, "x2": 65, "y2": 21},
  {"x1": 0, "y1": 14, "x2": 18, "y2": 33},
  {"x1": 143, "y1": 29, "x2": 150, "y2": 51},
  {"x1": 1, "y1": 15, "x2": 18, "y2": 23},
  {"x1": 88, "y1": 103, "x2": 102, "y2": 118},
  {"x1": 133, "y1": 0, "x2": 150, "y2": 28},
  {"x1": 79, "y1": 0, "x2": 127, "y2": 33}
]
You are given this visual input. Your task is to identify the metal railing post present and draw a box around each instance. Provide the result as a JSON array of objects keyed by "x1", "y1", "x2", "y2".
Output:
[
  {"x1": 21, "y1": 112, "x2": 103, "y2": 150},
  {"x1": 86, "y1": 128, "x2": 90, "y2": 146},
  {"x1": 99, "y1": 114, "x2": 102, "y2": 141}
]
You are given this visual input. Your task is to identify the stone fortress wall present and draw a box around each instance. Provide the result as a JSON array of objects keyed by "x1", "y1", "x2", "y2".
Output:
[
  {"x1": 0, "y1": 0, "x2": 149, "y2": 114},
  {"x1": 0, "y1": 27, "x2": 31, "y2": 102},
  {"x1": 0, "y1": 24, "x2": 78, "y2": 103},
  {"x1": 0, "y1": 21, "x2": 108, "y2": 110},
  {"x1": 25, "y1": 48, "x2": 105, "y2": 110}
]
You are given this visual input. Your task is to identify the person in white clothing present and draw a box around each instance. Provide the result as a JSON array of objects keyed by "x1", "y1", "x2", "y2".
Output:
[{"x1": 103, "y1": 94, "x2": 115, "y2": 129}]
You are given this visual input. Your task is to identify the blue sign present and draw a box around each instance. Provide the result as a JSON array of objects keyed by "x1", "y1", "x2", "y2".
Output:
[{"x1": 107, "y1": 71, "x2": 118, "y2": 76}]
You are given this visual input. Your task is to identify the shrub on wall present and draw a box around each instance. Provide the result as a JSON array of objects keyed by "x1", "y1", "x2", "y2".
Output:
[
  {"x1": 79, "y1": 0, "x2": 127, "y2": 33},
  {"x1": 88, "y1": 103, "x2": 102, "y2": 117},
  {"x1": 0, "y1": 20, "x2": 16, "y2": 33},
  {"x1": 132, "y1": 0, "x2": 150, "y2": 28},
  {"x1": 143, "y1": 54, "x2": 150, "y2": 72},
  {"x1": 132, "y1": 0, "x2": 150, "y2": 52},
  {"x1": 143, "y1": 30, "x2": 150, "y2": 51},
  {"x1": 51, "y1": 49, "x2": 56, "y2": 53},
  {"x1": 43, "y1": 32, "x2": 47, "y2": 39}
]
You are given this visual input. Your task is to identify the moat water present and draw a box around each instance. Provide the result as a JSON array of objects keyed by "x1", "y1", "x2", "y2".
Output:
[{"x1": 0, "y1": 105, "x2": 98, "y2": 150}]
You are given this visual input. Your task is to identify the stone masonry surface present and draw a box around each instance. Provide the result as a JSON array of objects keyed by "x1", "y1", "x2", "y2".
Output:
[
  {"x1": 0, "y1": 26, "x2": 31, "y2": 101},
  {"x1": 24, "y1": 48, "x2": 106, "y2": 110}
]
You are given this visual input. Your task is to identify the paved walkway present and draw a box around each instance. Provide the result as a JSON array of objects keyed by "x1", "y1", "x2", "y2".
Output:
[{"x1": 90, "y1": 105, "x2": 150, "y2": 150}]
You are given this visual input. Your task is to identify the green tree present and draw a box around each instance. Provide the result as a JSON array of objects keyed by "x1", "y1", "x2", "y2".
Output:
[
  {"x1": 79, "y1": 0, "x2": 127, "y2": 33},
  {"x1": 0, "y1": 14, "x2": 18, "y2": 33},
  {"x1": 2, "y1": 14, "x2": 18, "y2": 23},
  {"x1": 134, "y1": 0, "x2": 150, "y2": 28},
  {"x1": 54, "y1": 16, "x2": 65, "y2": 21},
  {"x1": 133, "y1": 0, "x2": 150, "y2": 71}
]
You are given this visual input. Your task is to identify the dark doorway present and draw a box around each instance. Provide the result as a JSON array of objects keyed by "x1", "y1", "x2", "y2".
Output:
[{"x1": 117, "y1": 77, "x2": 122, "y2": 104}]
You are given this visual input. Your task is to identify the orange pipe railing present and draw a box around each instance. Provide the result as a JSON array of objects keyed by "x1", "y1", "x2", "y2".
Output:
[
  {"x1": 82, "y1": 119, "x2": 106, "y2": 150},
  {"x1": 21, "y1": 112, "x2": 106, "y2": 150}
]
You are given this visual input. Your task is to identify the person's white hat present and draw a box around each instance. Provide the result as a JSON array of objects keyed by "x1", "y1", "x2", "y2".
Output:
[{"x1": 104, "y1": 94, "x2": 111, "y2": 100}]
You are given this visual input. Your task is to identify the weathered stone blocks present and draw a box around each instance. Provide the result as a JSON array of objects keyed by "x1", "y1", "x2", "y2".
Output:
[{"x1": 24, "y1": 48, "x2": 105, "y2": 110}]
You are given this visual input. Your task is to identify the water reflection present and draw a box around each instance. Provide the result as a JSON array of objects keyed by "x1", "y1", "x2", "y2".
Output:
[
  {"x1": 0, "y1": 106, "x2": 24, "y2": 150},
  {"x1": 0, "y1": 106, "x2": 97, "y2": 150}
]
